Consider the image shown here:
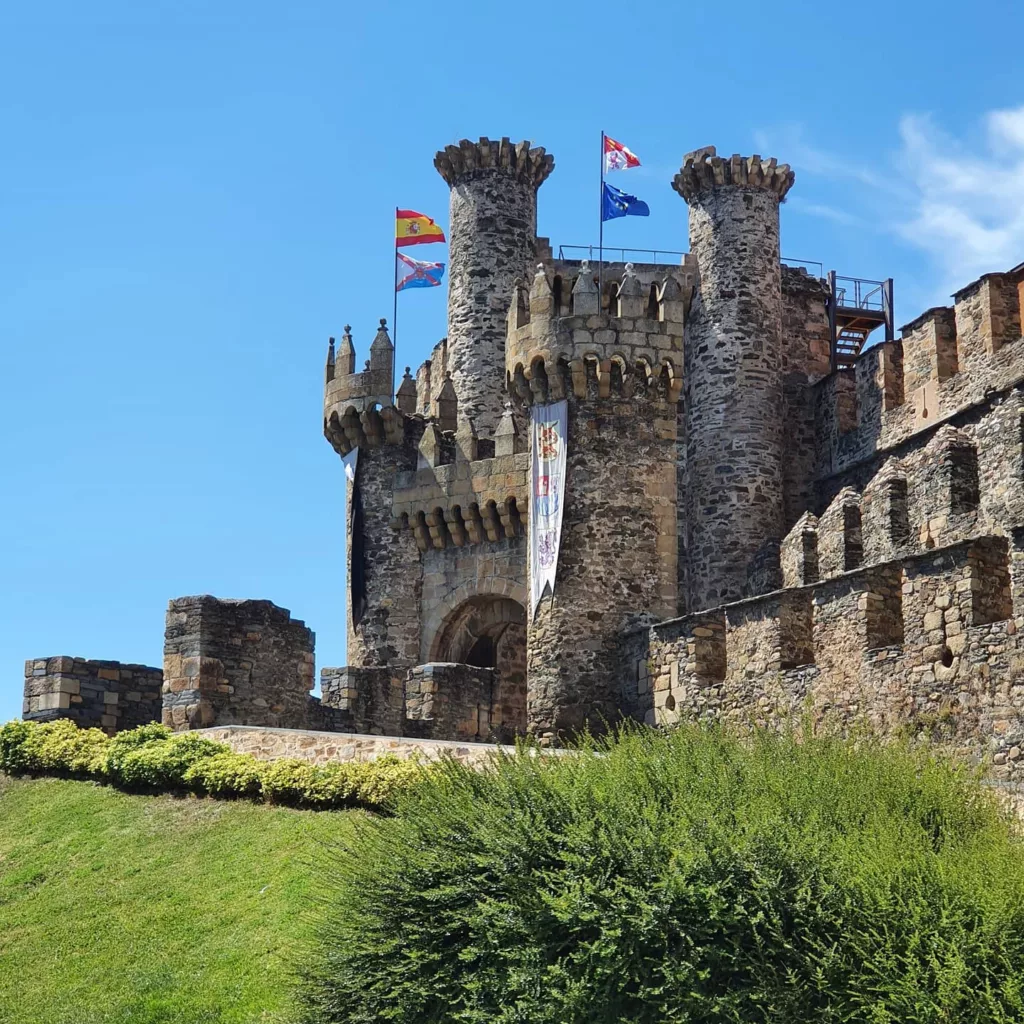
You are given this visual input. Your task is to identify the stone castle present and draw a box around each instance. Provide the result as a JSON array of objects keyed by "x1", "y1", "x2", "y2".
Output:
[{"x1": 22, "y1": 136, "x2": 1024, "y2": 782}]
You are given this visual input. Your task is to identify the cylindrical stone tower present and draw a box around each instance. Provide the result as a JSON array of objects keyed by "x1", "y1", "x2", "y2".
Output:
[
  {"x1": 434, "y1": 138, "x2": 554, "y2": 435},
  {"x1": 673, "y1": 148, "x2": 794, "y2": 610}
]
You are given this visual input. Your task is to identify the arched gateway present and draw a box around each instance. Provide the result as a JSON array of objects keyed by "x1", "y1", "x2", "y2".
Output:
[{"x1": 430, "y1": 595, "x2": 527, "y2": 742}]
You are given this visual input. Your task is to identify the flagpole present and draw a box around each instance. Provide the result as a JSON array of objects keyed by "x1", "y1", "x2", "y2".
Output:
[
  {"x1": 392, "y1": 207, "x2": 398, "y2": 400},
  {"x1": 598, "y1": 130, "x2": 605, "y2": 303}
]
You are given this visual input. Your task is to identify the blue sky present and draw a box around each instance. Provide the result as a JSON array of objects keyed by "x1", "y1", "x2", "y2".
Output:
[{"x1": 2, "y1": 0, "x2": 1023, "y2": 722}]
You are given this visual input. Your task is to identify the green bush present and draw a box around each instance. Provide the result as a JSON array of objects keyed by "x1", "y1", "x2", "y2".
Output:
[
  {"x1": 104, "y1": 729, "x2": 226, "y2": 790},
  {"x1": 183, "y1": 750, "x2": 264, "y2": 797},
  {"x1": 301, "y1": 725, "x2": 1024, "y2": 1024},
  {"x1": 0, "y1": 720, "x2": 421, "y2": 811},
  {"x1": 1, "y1": 718, "x2": 110, "y2": 776}
]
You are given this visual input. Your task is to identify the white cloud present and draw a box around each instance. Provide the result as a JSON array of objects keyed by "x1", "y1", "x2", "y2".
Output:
[
  {"x1": 895, "y1": 107, "x2": 1024, "y2": 287},
  {"x1": 786, "y1": 198, "x2": 862, "y2": 227}
]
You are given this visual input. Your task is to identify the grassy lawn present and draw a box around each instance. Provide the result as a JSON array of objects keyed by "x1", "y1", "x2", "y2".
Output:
[{"x1": 0, "y1": 774, "x2": 354, "y2": 1024}]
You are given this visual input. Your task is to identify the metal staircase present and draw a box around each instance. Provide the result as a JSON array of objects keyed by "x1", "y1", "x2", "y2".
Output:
[{"x1": 827, "y1": 271, "x2": 894, "y2": 369}]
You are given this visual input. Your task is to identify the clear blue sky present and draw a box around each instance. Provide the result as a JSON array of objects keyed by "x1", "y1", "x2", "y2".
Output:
[{"x1": 3, "y1": 0, "x2": 1023, "y2": 722}]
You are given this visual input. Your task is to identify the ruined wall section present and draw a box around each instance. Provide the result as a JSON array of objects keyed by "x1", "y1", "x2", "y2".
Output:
[
  {"x1": 434, "y1": 137, "x2": 554, "y2": 435},
  {"x1": 508, "y1": 262, "x2": 685, "y2": 739},
  {"x1": 23, "y1": 658, "x2": 162, "y2": 734},
  {"x1": 673, "y1": 149, "x2": 794, "y2": 608},
  {"x1": 162, "y1": 597, "x2": 315, "y2": 730}
]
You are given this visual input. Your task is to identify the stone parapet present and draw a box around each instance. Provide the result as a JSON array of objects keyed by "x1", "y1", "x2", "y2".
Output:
[
  {"x1": 434, "y1": 137, "x2": 554, "y2": 188},
  {"x1": 323, "y1": 320, "x2": 394, "y2": 429},
  {"x1": 672, "y1": 147, "x2": 794, "y2": 202},
  {"x1": 23, "y1": 657, "x2": 162, "y2": 734}
]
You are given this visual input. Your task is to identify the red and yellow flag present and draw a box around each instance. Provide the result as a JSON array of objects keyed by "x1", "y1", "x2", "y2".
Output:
[{"x1": 396, "y1": 209, "x2": 446, "y2": 247}]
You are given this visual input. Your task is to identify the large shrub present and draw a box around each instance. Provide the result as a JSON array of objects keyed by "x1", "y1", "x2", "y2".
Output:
[{"x1": 302, "y1": 726, "x2": 1024, "y2": 1024}]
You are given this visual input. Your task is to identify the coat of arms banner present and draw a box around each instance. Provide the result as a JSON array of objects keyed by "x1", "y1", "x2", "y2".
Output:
[{"x1": 530, "y1": 401, "x2": 568, "y2": 616}]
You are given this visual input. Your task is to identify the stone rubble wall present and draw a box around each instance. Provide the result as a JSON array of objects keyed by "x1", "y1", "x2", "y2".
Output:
[
  {"x1": 403, "y1": 662, "x2": 497, "y2": 742},
  {"x1": 162, "y1": 597, "x2": 315, "y2": 731},
  {"x1": 23, "y1": 657, "x2": 162, "y2": 734}
]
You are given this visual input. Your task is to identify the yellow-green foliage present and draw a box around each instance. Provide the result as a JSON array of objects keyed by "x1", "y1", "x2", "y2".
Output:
[{"x1": 0, "y1": 720, "x2": 422, "y2": 811}]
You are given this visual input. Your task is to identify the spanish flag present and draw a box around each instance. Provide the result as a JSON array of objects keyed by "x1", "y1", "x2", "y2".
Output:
[{"x1": 396, "y1": 209, "x2": 446, "y2": 247}]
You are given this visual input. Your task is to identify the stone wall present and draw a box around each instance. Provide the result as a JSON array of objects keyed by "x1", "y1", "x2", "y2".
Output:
[
  {"x1": 404, "y1": 662, "x2": 497, "y2": 741},
  {"x1": 195, "y1": 724, "x2": 514, "y2": 766},
  {"x1": 162, "y1": 597, "x2": 315, "y2": 730},
  {"x1": 23, "y1": 657, "x2": 162, "y2": 734},
  {"x1": 623, "y1": 533, "x2": 1024, "y2": 780}
]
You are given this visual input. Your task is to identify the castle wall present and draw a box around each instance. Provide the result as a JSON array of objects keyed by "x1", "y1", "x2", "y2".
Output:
[
  {"x1": 623, "y1": 534, "x2": 1024, "y2": 778},
  {"x1": 162, "y1": 596, "x2": 315, "y2": 730},
  {"x1": 674, "y1": 151, "x2": 794, "y2": 608},
  {"x1": 23, "y1": 657, "x2": 162, "y2": 734},
  {"x1": 434, "y1": 138, "x2": 554, "y2": 435}
]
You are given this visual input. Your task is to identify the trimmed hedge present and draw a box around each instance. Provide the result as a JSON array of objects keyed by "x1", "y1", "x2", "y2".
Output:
[
  {"x1": 0, "y1": 719, "x2": 422, "y2": 810},
  {"x1": 301, "y1": 724, "x2": 1024, "y2": 1023}
]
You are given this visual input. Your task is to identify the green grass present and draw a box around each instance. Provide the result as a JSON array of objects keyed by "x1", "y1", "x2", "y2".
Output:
[{"x1": 0, "y1": 774, "x2": 355, "y2": 1024}]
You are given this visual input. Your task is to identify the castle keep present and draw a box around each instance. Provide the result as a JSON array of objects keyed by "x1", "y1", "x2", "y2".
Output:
[{"x1": 23, "y1": 136, "x2": 1024, "y2": 781}]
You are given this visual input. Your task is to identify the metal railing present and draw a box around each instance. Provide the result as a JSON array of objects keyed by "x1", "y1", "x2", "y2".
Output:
[
  {"x1": 558, "y1": 245, "x2": 825, "y2": 278},
  {"x1": 833, "y1": 275, "x2": 886, "y2": 311},
  {"x1": 557, "y1": 245, "x2": 686, "y2": 265}
]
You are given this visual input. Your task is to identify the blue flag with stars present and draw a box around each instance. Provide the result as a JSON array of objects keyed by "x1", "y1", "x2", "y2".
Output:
[{"x1": 602, "y1": 182, "x2": 650, "y2": 222}]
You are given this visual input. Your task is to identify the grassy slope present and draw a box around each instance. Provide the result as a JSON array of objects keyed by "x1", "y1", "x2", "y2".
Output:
[{"x1": 0, "y1": 774, "x2": 354, "y2": 1024}]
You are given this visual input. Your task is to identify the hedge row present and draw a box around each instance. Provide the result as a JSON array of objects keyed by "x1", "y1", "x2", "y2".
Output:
[{"x1": 0, "y1": 719, "x2": 422, "y2": 810}]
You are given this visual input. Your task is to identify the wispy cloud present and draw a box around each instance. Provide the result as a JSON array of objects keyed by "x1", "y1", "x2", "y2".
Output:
[
  {"x1": 786, "y1": 198, "x2": 862, "y2": 227},
  {"x1": 760, "y1": 106, "x2": 1024, "y2": 300},
  {"x1": 894, "y1": 107, "x2": 1024, "y2": 287}
]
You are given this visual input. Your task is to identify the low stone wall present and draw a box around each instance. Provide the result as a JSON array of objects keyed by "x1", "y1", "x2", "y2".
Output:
[
  {"x1": 195, "y1": 725, "x2": 513, "y2": 766},
  {"x1": 23, "y1": 658, "x2": 162, "y2": 734}
]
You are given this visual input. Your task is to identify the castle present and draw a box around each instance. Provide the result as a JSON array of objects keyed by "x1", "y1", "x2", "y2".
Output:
[{"x1": 22, "y1": 137, "x2": 1024, "y2": 783}]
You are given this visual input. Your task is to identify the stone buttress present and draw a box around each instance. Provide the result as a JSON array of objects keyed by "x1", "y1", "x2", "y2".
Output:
[
  {"x1": 434, "y1": 138, "x2": 554, "y2": 435},
  {"x1": 673, "y1": 148, "x2": 794, "y2": 609},
  {"x1": 507, "y1": 260, "x2": 687, "y2": 739}
]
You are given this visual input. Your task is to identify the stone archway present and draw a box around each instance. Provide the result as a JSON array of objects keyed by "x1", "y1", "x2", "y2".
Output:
[{"x1": 431, "y1": 596, "x2": 527, "y2": 742}]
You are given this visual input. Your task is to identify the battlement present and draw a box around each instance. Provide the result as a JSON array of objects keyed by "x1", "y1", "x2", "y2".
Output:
[
  {"x1": 671, "y1": 146, "x2": 795, "y2": 202},
  {"x1": 434, "y1": 137, "x2": 554, "y2": 188},
  {"x1": 505, "y1": 262, "x2": 689, "y2": 405},
  {"x1": 813, "y1": 260, "x2": 1024, "y2": 480}
]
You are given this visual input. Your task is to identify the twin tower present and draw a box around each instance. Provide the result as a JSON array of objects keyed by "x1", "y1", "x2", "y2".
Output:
[{"x1": 325, "y1": 137, "x2": 799, "y2": 742}]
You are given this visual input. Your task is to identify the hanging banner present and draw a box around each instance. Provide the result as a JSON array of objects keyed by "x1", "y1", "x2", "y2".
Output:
[
  {"x1": 530, "y1": 401, "x2": 568, "y2": 617},
  {"x1": 343, "y1": 449, "x2": 368, "y2": 628}
]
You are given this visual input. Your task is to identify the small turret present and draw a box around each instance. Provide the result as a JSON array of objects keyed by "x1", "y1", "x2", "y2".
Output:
[
  {"x1": 337, "y1": 325, "x2": 355, "y2": 375},
  {"x1": 369, "y1": 318, "x2": 394, "y2": 378},
  {"x1": 325, "y1": 337, "x2": 336, "y2": 384},
  {"x1": 396, "y1": 367, "x2": 417, "y2": 415},
  {"x1": 436, "y1": 372, "x2": 458, "y2": 433}
]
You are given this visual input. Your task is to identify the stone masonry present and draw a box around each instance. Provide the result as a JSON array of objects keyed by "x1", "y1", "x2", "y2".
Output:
[
  {"x1": 23, "y1": 658, "x2": 162, "y2": 734},
  {"x1": 23, "y1": 131, "x2": 1024, "y2": 780}
]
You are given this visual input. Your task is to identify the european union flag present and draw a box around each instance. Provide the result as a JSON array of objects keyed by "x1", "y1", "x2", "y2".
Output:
[{"x1": 602, "y1": 182, "x2": 650, "y2": 222}]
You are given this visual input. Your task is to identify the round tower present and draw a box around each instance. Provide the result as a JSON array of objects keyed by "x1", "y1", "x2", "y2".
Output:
[
  {"x1": 507, "y1": 262, "x2": 686, "y2": 741},
  {"x1": 434, "y1": 137, "x2": 554, "y2": 435},
  {"x1": 672, "y1": 148, "x2": 795, "y2": 610}
]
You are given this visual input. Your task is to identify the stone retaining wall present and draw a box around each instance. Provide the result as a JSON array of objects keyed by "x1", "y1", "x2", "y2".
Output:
[{"x1": 194, "y1": 724, "x2": 513, "y2": 766}]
